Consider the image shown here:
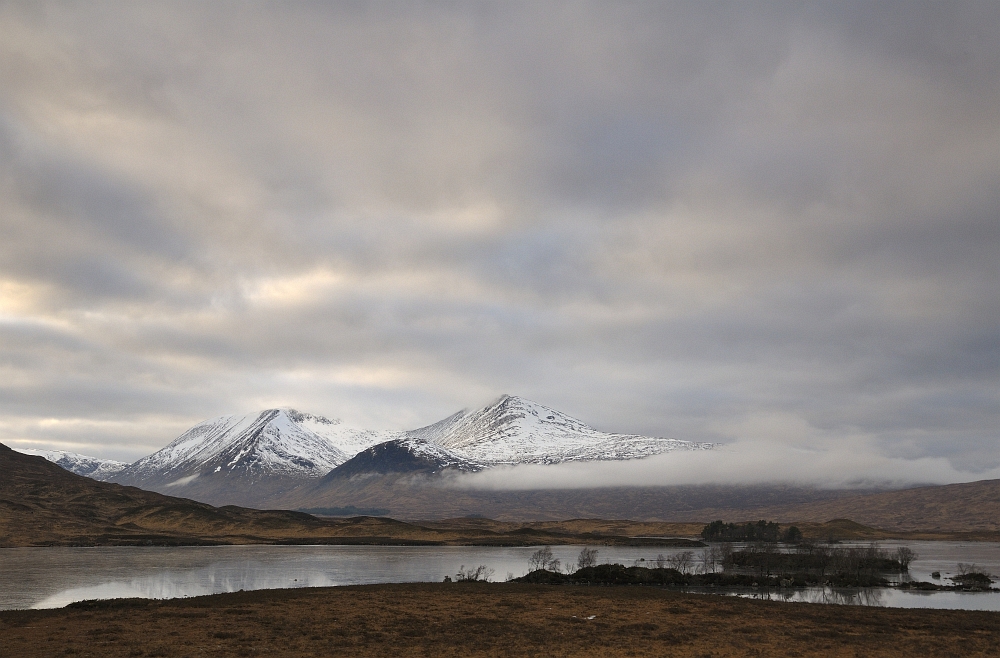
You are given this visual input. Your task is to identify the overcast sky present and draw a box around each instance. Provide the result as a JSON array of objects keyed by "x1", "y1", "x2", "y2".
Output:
[{"x1": 1, "y1": 2, "x2": 997, "y2": 485}]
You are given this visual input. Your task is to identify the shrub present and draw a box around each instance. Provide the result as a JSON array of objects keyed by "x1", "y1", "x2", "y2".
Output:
[
  {"x1": 701, "y1": 520, "x2": 782, "y2": 542},
  {"x1": 455, "y1": 564, "x2": 495, "y2": 582}
]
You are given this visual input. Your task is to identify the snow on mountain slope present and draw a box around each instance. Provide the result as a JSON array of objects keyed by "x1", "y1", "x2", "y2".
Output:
[
  {"x1": 113, "y1": 408, "x2": 404, "y2": 487},
  {"x1": 407, "y1": 394, "x2": 713, "y2": 465},
  {"x1": 13, "y1": 449, "x2": 128, "y2": 481}
]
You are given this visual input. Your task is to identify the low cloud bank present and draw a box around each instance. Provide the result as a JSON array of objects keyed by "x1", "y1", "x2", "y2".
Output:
[{"x1": 448, "y1": 439, "x2": 1000, "y2": 491}]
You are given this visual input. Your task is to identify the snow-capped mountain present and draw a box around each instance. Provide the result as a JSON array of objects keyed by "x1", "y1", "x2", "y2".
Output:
[
  {"x1": 13, "y1": 449, "x2": 127, "y2": 481},
  {"x1": 98, "y1": 396, "x2": 712, "y2": 508},
  {"x1": 408, "y1": 394, "x2": 713, "y2": 465},
  {"x1": 109, "y1": 409, "x2": 404, "y2": 505}
]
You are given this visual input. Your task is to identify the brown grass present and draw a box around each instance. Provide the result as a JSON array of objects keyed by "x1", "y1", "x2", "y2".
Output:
[{"x1": 2, "y1": 583, "x2": 999, "y2": 657}]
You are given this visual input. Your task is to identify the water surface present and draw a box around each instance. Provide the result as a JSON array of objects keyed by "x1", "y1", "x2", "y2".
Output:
[{"x1": 2, "y1": 541, "x2": 998, "y2": 611}]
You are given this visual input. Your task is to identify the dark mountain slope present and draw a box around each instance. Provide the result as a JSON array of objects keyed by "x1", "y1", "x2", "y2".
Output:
[{"x1": 321, "y1": 438, "x2": 479, "y2": 480}]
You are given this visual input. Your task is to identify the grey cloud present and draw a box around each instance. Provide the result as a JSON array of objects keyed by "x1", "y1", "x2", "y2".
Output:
[{"x1": 0, "y1": 2, "x2": 996, "y2": 476}]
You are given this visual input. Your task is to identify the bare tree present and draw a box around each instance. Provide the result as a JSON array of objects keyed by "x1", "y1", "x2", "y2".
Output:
[
  {"x1": 957, "y1": 562, "x2": 983, "y2": 577},
  {"x1": 895, "y1": 547, "x2": 917, "y2": 571},
  {"x1": 577, "y1": 547, "x2": 599, "y2": 570},
  {"x1": 717, "y1": 542, "x2": 735, "y2": 569},
  {"x1": 654, "y1": 554, "x2": 667, "y2": 569},
  {"x1": 668, "y1": 551, "x2": 694, "y2": 574},
  {"x1": 455, "y1": 565, "x2": 495, "y2": 582},
  {"x1": 529, "y1": 546, "x2": 561, "y2": 572},
  {"x1": 699, "y1": 547, "x2": 720, "y2": 574}
]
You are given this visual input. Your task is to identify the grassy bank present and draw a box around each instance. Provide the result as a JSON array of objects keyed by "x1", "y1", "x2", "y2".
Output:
[{"x1": 2, "y1": 583, "x2": 999, "y2": 657}]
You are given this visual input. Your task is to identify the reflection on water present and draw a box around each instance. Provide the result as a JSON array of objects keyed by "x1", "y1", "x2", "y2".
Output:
[
  {"x1": 732, "y1": 586, "x2": 885, "y2": 607},
  {"x1": 32, "y1": 565, "x2": 343, "y2": 609},
  {"x1": 0, "y1": 544, "x2": 688, "y2": 610},
  {"x1": 728, "y1": 585, "x2": 1000, "y2": 611},
  {"x1": 2, "y1": 542, "x2": 999, "y2": 611}
]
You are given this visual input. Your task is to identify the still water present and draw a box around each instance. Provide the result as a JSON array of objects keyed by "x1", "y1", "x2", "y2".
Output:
[{"x1": 1, "y1": 542, "x2": 998, "y2": 611}]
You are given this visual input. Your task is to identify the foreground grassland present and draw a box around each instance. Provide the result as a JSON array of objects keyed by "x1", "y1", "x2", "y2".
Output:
[{"x1": 2, "y1": 583, "x2": 998, "y2": 657}]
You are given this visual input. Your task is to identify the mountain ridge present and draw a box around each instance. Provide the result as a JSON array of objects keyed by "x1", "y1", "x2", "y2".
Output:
[{"x1": 13, "y1": 448, "x2": 127, "y2": 481}]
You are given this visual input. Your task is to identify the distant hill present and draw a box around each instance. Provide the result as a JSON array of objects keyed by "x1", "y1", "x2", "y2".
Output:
[
  {"x1": 746, "y1": 479, "x2": 1000, "y2": 532},
  {"x1": 277, "y1": 465, "x2": 1000, "y2": 533}
]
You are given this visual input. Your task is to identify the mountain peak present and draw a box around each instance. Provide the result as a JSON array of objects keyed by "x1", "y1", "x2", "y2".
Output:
[
  {"x1": 408, "y1": 395, "x2": 710, "y2": 465},
  {"x1": 273, "y1": 408, "x2": 341, "y2": 426},
  {"x1": 111, "y1": 408, "x2": 405, "y2": 494}
]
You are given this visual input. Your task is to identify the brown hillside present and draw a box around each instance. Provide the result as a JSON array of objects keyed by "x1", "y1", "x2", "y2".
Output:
[{"x1": 749, "y1": 479, "x2": 1000, "y2": 532}]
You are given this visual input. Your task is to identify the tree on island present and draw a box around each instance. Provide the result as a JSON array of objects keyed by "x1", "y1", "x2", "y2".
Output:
[{"x1": 529, "y1": 546, "x2": 561, "y2": 572}]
